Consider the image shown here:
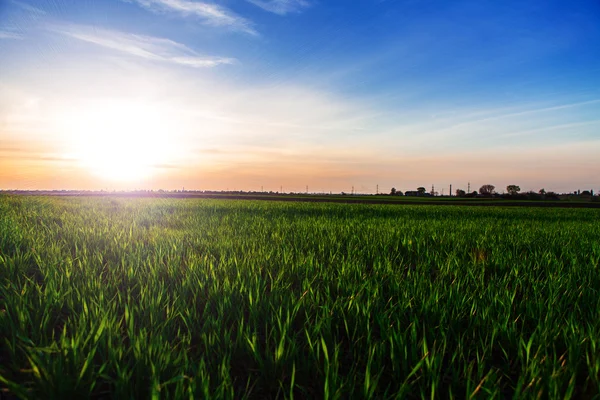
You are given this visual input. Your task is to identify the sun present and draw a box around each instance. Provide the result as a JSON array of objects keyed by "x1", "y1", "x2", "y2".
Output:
[{"x1": 65, "y1": 99, "x2": 174, "y2": 182}]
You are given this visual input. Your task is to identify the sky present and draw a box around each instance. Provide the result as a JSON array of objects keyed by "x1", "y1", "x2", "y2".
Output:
[{"x1": 0, "y1": 0, "x2": 599, "y2": 194}]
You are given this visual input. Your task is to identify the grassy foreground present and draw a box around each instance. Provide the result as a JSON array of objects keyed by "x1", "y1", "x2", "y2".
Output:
[{"x1": 1, "y1": 195, "x2": 600, "y2": 399}]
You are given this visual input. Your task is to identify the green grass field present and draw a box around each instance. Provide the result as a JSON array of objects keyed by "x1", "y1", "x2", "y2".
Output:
[{"x1": 1, "y1": 195, "x2": 600, "y2": 399}]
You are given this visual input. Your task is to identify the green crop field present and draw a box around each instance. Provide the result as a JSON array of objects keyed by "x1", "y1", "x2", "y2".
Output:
[{"x1": 1, "y1": 195, "x2": 600, "y2": 399}]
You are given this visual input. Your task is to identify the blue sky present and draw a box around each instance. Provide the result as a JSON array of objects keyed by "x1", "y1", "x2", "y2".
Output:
[{"x1": 0, "y1": 0, "x2": 599, "y2": 192}]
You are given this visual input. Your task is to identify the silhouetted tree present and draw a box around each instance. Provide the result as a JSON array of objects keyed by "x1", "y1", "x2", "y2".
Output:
[
  {"x1": 479, "y1": 184, "x2": 495, "y2": 196},
  {"x1": 506, "y1": 185, "x2": 520, "y2": 195},
  {"x1": 539, "y1": 188, "x2": 546, "y2": 195},
  {"x1": 390, "y1": 187, "x2": 397, "y2": 195},
  {"x1": 456, "y1": 189, "x2": 466, "y2": 197},
  {"x1": 417, "y1": 187, "x2": 426, "y2": 195}
]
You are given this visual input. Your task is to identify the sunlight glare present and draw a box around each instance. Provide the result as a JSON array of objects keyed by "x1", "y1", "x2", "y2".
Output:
[{"x1": 65, "y1": 100, "x2": 175, "y2": 182}]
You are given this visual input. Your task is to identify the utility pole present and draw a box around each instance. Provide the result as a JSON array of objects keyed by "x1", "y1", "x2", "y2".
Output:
[
  {"x1": 431, "y1": 184, "x2": 435, "y2": 196},
  {"x1": 376, "y1": 184, "x2": 379, "y2": 195},
  {"x1": 306, "y1": 185, "x2": 308, "y2": 194},
  {"x1": 352, "y1": 186, "x2": 354, "y2": 195},
  {"x1": 450, "y1": 184, "x2": 452, "y2": 197},
  {"x1": 468, "y1": 182, "x2": 470, "y2": 193},
  {"x1": 261, "y1": 185, "x2": 263, "y2": 192},
  {"x1": 280, "y1": 185, "x2": 283, "y2": 194}
]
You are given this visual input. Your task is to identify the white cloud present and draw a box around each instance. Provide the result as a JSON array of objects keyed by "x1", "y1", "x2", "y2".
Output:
[
  {"x1": 54, "y1": 25, "x2": 237, "y2": 68},
  {"x1": 169, "y1": 56, "x2": 236, "y2": 67},
  {"x1": 0, "y1": 31, "x2": 23, "y2": 40},
  {"x1": 125, "y1": 0, "x2": 257, "y2": 35},
  {"x1": 246, "y1": 0, "x2": 310, "y2": 15}
]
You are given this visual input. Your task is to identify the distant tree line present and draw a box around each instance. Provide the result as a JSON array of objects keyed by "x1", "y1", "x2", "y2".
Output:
[
  {"x1": 387, "y1": 184, "x2": 597, "y2": 201},
  {"x1": 454, "y1": 184, "x2": 562, "y2": 200}
]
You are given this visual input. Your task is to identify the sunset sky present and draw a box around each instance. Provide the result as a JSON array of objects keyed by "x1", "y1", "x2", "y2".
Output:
[{"x1": 1, "y1": 0, "x2": 599, "y2": 193}]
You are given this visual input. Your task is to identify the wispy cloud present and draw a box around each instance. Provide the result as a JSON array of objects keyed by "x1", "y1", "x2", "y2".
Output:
[
  {"x1": 125, "y1": 0, "x2": 257, "y2": 35},
  {"x1": 0, "y1": 31, "x2": 23, "y2": 40},
  {"x1": 383, "y1": 98, "x2": 600, "y2": 149},
  {"x1": 169, "y1": 56, "x2": 235, "y2": 68},
  {"x1": 10, "y1": 0, "x2": 47, "y2": 15},
  {"x1": 499, "y1": 120, "x2": 600, "y2": 139},
  {"x1": 246, "y1": 0, "x2": 310, "y2": 15},
  {"x1": 446, "y1": 99, "x2": 600, "y2": 129},
  {"x1": 54, "y1": 25, "x2": 237, "y2": 68}
]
